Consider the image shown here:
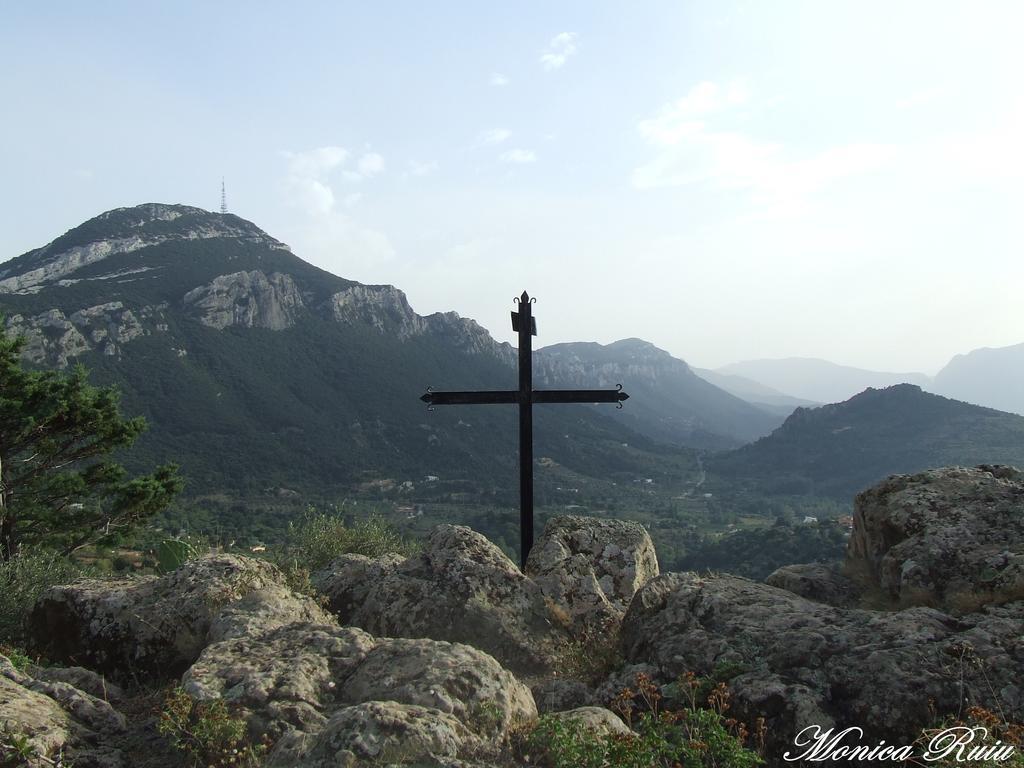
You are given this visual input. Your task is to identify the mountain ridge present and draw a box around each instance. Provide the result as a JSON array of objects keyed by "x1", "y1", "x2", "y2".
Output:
[{"x1": 708, "y1": 383, "x2": 1024, "y2": 499}]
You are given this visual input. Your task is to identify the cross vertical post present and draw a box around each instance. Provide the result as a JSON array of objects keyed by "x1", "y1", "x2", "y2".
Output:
[
  {"x1": 420, "y1": 291, "x2": 628, "y2": 568},
  {"x1": 517, "y1": 291, "x2": 534, "y2": 569}
]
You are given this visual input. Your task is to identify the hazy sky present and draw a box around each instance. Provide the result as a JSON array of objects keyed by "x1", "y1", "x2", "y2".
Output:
[{"x1": 2, "y1": 2, "x2": 1022, "y2": 374}]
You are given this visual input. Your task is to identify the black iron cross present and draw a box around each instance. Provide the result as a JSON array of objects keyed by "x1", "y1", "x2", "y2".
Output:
[{"x1": 420, "y1": 291, "x2": 629, "y2": 568}]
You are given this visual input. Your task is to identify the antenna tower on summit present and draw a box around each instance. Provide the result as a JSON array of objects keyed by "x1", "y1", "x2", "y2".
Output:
[{"x1": 220, "y1": 178, "x2": 228, "y2": 214}]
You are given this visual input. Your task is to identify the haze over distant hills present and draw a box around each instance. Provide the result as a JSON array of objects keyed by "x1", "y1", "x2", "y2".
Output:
[
  {"x1": 691, "y1": 367, "x2": 818, "y2": 416},
  {"x1": 708, "y1": 384, "x2": 1024, "y2": 500},
  {"x1": 3, "y1": 202, "x2": 1021, "y2": 530},
  {"x1": 536, "y1": 339, "x2": 785, "y2": 450},
  {"x1": 716, "y1": 358, "x2": 932, "y2": 404},
  {"x1": 932, "y1": 342, "x2": 1024, "y2": 417},
  {"x1": 0, "y1": 203, "x2": 776, "y2": 500}
]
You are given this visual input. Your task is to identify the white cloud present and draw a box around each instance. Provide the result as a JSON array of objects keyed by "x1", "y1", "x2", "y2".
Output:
[
  {"x1": 540, "y1": 32, "x2": 578, "y2": 71},
  {"x1": 500, "y1": 148, "x2": 536, "y2": 164},
  {"x1": 283, "y1": 146, "x2": 351, "y2": 215},
  {"x1": 357, "y1": 152, "x2": 384, "y2": 177},
  {"x1": 632, "y1": 81, "x2": 895, "y2": 218},
  {"x1": 281, "y1": 146, "x2": 395, "y2": 280},
  {"x1": 408, "y1": 159, "x2": 438, "y2": 176},
  {"x1": 284, "y1": 145, "x2": 385, "y2": 216},
  {"x1": 489, "y1": 72, "x2": 510, "y2": 87},
  {"x1": 479, "y1": 128, "x2": 512, "y2": 145}
]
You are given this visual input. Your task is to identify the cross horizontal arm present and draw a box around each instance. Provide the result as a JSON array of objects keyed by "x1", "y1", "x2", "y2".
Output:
[
  {"x1": 532, "y1": 389, "x2": 630, "y2": 404},
  {"x1": 420, "y1": 390, "x2": 519, "y2": 406}
]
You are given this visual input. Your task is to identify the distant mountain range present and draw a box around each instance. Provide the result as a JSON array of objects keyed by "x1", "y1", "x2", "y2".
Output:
[
  {"x1": 3, "y1": 203, "x2": 1019, "y2": 516},
  {"x1": 536, "y1": 339, "x2": 785, "y2": 450},
  {"x1": 715, "y1": 358, "x2": 931, "y2": 405},
  {"x1": 708, "y1": 384, "x2": 1024, "y2": 500},
  {"x1": 932, "y1": 343, "x2": 1024, "y2": 417},
  {"x1": 712, "y1": 348, "x2": 1024, "y2": 417},
  {"x1": 0, "y1": 203, "x2": 776, "y2": 500},
  {"x1": 691, "y1": 367, "x2": 818, "y2": 415}
]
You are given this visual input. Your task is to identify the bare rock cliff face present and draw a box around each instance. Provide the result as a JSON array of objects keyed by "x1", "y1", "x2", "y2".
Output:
[
  {"x1": 325, "y1": 284, "x2": 427, "y2": 339},
  {"x1": 5, "y1": 302, "x2": 156, "y2": 367},
  {"x1": 325, "y1": 283, "x2": 514, "y2": 360},
  {"x1": 183, "y1": 270, "x2": 305, "y2": 330}
]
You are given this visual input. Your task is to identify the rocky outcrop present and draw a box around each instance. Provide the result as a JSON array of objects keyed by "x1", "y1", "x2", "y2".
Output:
[
  {"x1": 183, "y1": 271, "x2": 305, "y2": 330},
  {"x1": 265, "y1": 701, "x2": 477, "y2": 768},
  {"x1": 849, "y1": 464, "x2": 1024, "y2": 612},
  {"x1": 1, "y1": 653, "x2": 127, "y2": 767},
  {"x1": 253, "y1": 630, "x2": 537, "y2": 767},
  {"x1": 324, "y1": 284, "x2": 515, "y2": 362},
  {"x1": 28, "y1": 554, "x2": 330, "y2": 679},
  {"x1": 763, "y1": 562, "x2": 862, "y2": 608},
  {"x1": 621, "y1": 571, "x2": 1024, "y2": 753},
  {"x1": 525, "y1": 515, "x2": 659, "y2": 634},
  {"x1": 5, "y1": 301, "x2": 153, "y2": 367},
  {"x1": 326, "y1": 284, "x2": 427, "y2": 339},
  {"x1": 313, "y1": 525, "x2": 570, "y2": 675},
  {"x1": 0, "y1": 203, "x2": 289, "y2": 295},
  {"x1": 548, "y1": 706, "x2": 631, "y2": 738}
]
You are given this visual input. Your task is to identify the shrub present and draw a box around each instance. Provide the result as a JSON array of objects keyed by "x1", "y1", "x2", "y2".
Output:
[
  {"x1": 916, "y1": 705, "x2": 1024, "y2": 767},
  {"x1": 0, "y1": 547, "x2": 82, "y2": 644},
  {"x1": 157, "y1": 687, "x2": 268, "y2": 767},
  {"x1": 279, "y1": 507, "x2": 420, "y2": 573},
  {"x1": 525, "y1": 672, "x2": 764, "y2": 768},
  {"x1": 555, "y1": 614, "x2": 625, "y2": 686},
  {"x1": 155, "y1": 538, "x2": 199, "y2": 574}
]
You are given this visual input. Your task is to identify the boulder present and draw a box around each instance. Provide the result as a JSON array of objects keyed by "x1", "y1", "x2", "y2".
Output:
[
  {"x1": 27, "y1": 665, "x2": 126, "y2": 707},
  {"x1": 764, "y1": 562, "x2": 862, "y2": 607},
  {"x1": 313, "y1": 525, "x2": 568, "y2": 675},
  {"x1": 0, "y1": 653, "x2": 126, "y2": 767},
  {"x1": 28, "y1": 554, "x2": 326, "y2": 678},
  {"x1": 621, "y1": 571, "x2": 1024, "y2": 753},
  {"x1": 525, "y1": 515, "x2": 659, "y2": 635},
  {"x1": 548, "y1": 706, "x2": 632, "y2": 738},
  {"x1": 339, "y1": 638, "x2": 536, "y2": 742},
  {"x1": 849, "y1": 465, "x2": 1024, "y2": 612},
  {"x1": 183, "y1": 623, "x2": 377, "y2": 739},
  {"x1": 531, "y1": 678, "x2": 595, "y2": 714},
  {"x1": 183, "y1": 620, "x2": 536, "y2": 766},
  {"x1": 266, "y1": 701, "x2": 476, "y2": 768}
]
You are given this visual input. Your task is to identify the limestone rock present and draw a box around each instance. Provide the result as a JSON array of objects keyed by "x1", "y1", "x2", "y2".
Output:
[
  {"x1": 5, "y1": 301, "x2": 149, "y2": 367},
  {"x1": 339, "y1": 638, "x2": 536, "y2": 742},
  {"x1": 26, "y1": 665, "x2": 125, "y2": 708},
  {"x1": 326, "y1": 284, "x2": 427, "y2": 339},
  {"x1": 531, "y1": 678, "x2": 595, "y2": 714},
  {"x1": 592, "y1": 663, "x2": 660, "y2": 708},
  {"x1": 0, "y1": 653, "x2": 126, "y2": 767},
  {"x1": 764, "y1": 562, "x2": 862, "y2": 607},
  {"x1": 621, "y1": 571, "x2": 1024, "y2": 752},
  {"x1": 28, "y1": 554, "x2": 303, "y2": 678},
  {"x1": 548, "y1": 706, "x2": 631, "y2": 738},
  {"x1": 183, "y1": 623, "x2": 377, "y2": 739},
  {"x1": 183, "y1": 270, "x2": 304, "y2": 330},
  {"x1": 849, "y1": 465, "x2": 1024, "y2": 611},
  {"x1": 0, "y1": 203, "x2": 288, "y2": 295},
  {"x1": 266, "y1": 701, "x2": 476, "y2": 768},
  {"x1": 313, "y1": 525, "x2": 569, "y2": 675},
  {"x1": 207, "y1": 584, "x2": 335, "y2": 643},
  {"x1": 184, "y1": 625, "x2": 535, "y2": 765},
  {"x1": 525, "y1": 515, "x2": 659, "y2": 634}
]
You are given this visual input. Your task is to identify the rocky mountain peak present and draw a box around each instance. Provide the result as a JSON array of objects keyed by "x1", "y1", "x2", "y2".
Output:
[{"x1": 0, "y1": 203, "x2": 289, "y2": 295}]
